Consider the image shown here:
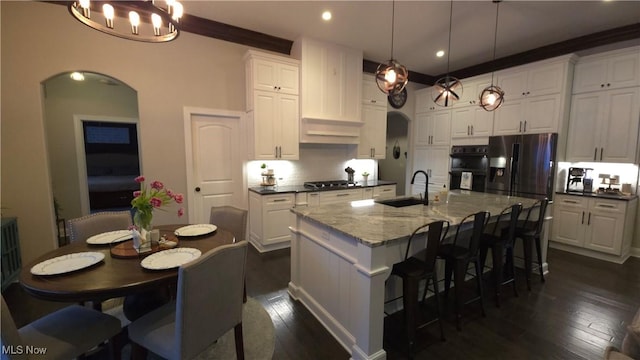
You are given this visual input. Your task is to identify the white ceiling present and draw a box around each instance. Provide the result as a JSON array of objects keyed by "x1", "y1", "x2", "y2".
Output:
[{"x1": 182, "y1": 0, "x2": 640, "y2": 76}]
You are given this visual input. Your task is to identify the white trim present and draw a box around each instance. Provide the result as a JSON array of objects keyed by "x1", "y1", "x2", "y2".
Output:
[
  {"x1": 183, "y1": 107, "x2": 248, "y2": 223},
  {"x1": 73, "y1": 114, "x2": 139, "y2": 215}
]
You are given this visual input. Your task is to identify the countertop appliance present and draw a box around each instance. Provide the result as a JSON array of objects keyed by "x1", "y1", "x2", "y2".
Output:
[
  {"x1": 486, "y1": 133, "x2": 558, "y2": 200},
  {"x1": 566, "y1": 167, "x2": 594, "y2": 193},
  {"x1": 449, "y1": 145, "x2": 488, "y2": 192}
]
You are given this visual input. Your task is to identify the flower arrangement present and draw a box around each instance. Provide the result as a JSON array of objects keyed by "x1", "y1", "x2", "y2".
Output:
[{"x1": 131, "y1": 175, "x2": 184, "y2": 231}]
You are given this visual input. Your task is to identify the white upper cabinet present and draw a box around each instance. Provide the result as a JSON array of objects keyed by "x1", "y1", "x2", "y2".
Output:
[
  {"x1": 493, "y1": 55, "x2": 575, "y2": 135},
  {"x1": 245, "y1": 51, "x2": 300, "y2": 160},
  {"x1": 362, "y1": 75, "x2": 388, "y2": 107},
  {"x1": 566, "y1": 87, "x2": 640, "y2": 163},
  {"x1": 451, "y1": 105, "x2": 494, "y2": 138},
  {"x1": 415, "y1": 87, "x2": 438, "y2": 113},
  {"x1": 456, "y1": 75, "x2": 493, "y2": 108},
  {"x1": 573, "y1": 46, "x2": 640, "y2": 94},
  {"x1": 414, "y1": 110, "x2": 451, "y2": 147},
  {"x1": 357, "y1": 75, "x2": 387, "y2": 159}
]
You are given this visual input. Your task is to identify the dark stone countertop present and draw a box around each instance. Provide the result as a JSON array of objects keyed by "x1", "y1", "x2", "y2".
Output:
[
  {"x1": 249, "y1": 180, "x2": 397, "y2": 195},
  {"x1": 556, "y1": 191, "x2": 638, "y2": 201}
]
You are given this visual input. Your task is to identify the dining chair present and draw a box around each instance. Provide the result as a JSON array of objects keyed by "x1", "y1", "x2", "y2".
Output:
[
  {"x1": 479, "y1": 203, "x2": 523, "y2": 307},
  {"x1": 210, "y1": 205, "x2": 248, "y2": 302},
  {"x1": 437, "y1": 211, "x2": 490, "y2": 331},
  {"x1": 68, "y1": 210, "x2": 133, "y2": 315},
  {"x1": 514, "y1": 198, "x2": 549, "y2": 290},
  {"x1": 68, "y1": 210, "x2": 133, "y2": 243},
  {"x1": 1, "y1": 295, "x2": 122, "y2": 360},
  {"x1": 128, "y1": 241, "x2": 248, "y2": 360},
  {"x1": 387, "y1": 220, "x2": 449, "y2": 358}
]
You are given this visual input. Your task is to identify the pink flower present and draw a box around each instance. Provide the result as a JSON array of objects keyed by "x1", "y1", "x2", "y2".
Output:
[
  {"x1": 166, "y1": 189, "x2": 174, "y2": 197},
  {"x1": 135, "y1": 175, "x2": 145, "y2": 183},
  {"x1": 151, "y1": 181, "x2": 164, "y2": 190},
  {"x1": 150, "y1": 197, "x2": 163, "y2": 208},
  {"x1": 177, "y1": 208, "x2": 184, "y2": 217},
  {"x1": 133, "y1": 190, "x2": 141, "y2": 197},
  {"x1": 173, "y1": 193, "x2": 184, "y2": 204}
]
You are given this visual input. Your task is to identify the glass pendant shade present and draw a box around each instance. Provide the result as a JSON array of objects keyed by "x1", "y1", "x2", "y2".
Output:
[
  {"x1": 432, "y1": 75, "x2": 463, "y2": 107},
  {"x1": 375, "y1": 59, "x2": 409, "y2": 95},
  {"x1": 479, "y1": 85, "x2": 505, "y2": 111}
]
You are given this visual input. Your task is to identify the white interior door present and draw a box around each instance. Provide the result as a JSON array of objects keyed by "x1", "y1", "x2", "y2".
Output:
[{"x1": 184, "y1": 108, "x2": 247, "y2": 224}]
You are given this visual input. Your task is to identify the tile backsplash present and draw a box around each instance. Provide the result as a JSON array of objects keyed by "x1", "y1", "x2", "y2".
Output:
[
  {"x1": 557, "y1": 162, "x2": 639, "y2": 193},
  {"x1": 247, "y1": 144, "x2": 377, "y2": 187}
]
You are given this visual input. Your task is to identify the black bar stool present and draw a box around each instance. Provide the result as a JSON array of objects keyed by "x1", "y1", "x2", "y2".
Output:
[
  {"x1": 387, "y1": 220, "x2": 449, "y2": 358},
  {"x1": 515, "y1": 198, "x2": 549, "y2": 290}
]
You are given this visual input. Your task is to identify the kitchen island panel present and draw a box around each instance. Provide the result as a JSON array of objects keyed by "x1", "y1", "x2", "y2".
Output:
[{"x1": 289, "y1": 190, "x2": 541, "y2": 360}]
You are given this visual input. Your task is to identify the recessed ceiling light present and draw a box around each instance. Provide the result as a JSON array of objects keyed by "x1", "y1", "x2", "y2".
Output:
[
  {"x1": 436, "y1": 50, "x2": 445, "y2": 58},
  {"x1": 70, "y1": 72, "x2": 85, "y2": 81},
  {"x1": 322, "y1": 11, "x2": 332, "y2": 21}
]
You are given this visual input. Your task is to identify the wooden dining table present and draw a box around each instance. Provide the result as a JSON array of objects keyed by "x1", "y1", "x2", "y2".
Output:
[{"x1": 19, "y1": 224, "x2": 235, "y2": 303}]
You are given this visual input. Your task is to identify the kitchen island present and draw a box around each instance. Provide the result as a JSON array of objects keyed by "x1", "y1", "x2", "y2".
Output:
[{"x1": 288, "y1": 190, "x2": 539, "y2": 360}]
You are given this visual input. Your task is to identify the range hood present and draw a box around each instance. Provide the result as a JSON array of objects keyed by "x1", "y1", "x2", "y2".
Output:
[{"x1": 299, "y1": 116, "x2": 363, "y2": 144}]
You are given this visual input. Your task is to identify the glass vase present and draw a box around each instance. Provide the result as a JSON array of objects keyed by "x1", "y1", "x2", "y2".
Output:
[{"x1": 133, "y1": 209, "x2": 153, "y2": 253}]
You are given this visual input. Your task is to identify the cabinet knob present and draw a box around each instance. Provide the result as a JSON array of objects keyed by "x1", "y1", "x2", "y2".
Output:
[
  {"x1": 522, "y1": 92, "x2": 525, "y2": 96},
  {"x1": 195, "y1": 187, "x2": 201, "y2": 192},
  {"x1": 601, "y1": 84, "x2": 605, "y2": 88},
  {"x1": 606, "y1": 83, "x2": 610, "y2": 87},
  {"x1": 526, "y1": 91, "x2": 530, "y2": 95}
]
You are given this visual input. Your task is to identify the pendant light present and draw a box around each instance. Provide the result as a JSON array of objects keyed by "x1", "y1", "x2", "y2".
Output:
[
  {"x1": 375, "y1": 0, "x2": 409, "y2": 95},
  {"x1": 480, "y1": 0, "x2": 505, "y2": 111},
  {"x1": 432, "y1": 0, "x2": 462, "y2": 107}
]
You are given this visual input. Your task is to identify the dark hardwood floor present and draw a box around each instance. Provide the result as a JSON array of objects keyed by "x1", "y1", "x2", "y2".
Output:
[{"x1": 4, "y1": 247, "x2": 639, "y2": 359}]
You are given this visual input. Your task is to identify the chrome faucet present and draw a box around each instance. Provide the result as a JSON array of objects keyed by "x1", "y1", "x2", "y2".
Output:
[{"x1": 410, "y1": 170, "x2": 429, "y2": 205}]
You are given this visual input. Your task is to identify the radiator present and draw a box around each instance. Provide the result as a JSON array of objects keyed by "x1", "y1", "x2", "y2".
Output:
[{"x1": 1, "y1": 218, "x2": 21, "y2": 291}]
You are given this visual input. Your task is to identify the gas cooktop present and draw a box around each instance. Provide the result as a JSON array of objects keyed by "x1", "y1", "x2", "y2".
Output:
[{"x1": 303, "y1": 180, "x2": 355, "y2": 190}]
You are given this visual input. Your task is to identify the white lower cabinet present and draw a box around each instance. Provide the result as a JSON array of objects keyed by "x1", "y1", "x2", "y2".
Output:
[
  {"x1": 249, "y1": 184, "x2": 395, "y2": 252},
  {"x1": 249, "y1": 192, "x2": 295, "y2": 253},
  {"x1": 319, "y1": 188, "x2": 363, "y2": 205},
  {"x1": 551, "y1": 194, "x2": 637, "y2": 262}
]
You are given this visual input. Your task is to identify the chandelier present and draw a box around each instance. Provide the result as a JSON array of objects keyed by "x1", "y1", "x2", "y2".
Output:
[
  {"x1": 432, "y1": 0, "x2": 462, "y2": 107},
  {"x1": 375, "y1": 0, "x2": 409, "y2": 95},
  {"x1": 69, "y1": 0, "x2": 184, "y2": 43}
]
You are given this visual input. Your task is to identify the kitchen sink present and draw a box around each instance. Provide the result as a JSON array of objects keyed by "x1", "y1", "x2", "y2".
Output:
[{"x1": 377, "y1": 197, "x2": 425, "y2": 208}]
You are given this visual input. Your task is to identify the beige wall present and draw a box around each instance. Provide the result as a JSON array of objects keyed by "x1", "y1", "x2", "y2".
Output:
[
  {"x1": 1, "y1": 1, "x2": 250, "y2": 264},
  {"x1": 44, "y1": 74, "x2": 138, "y2": 220}
]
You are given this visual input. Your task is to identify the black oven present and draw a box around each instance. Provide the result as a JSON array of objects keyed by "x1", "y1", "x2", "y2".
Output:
[{"x1": 449, "y1": 145, "x2": 488, "y2": 192}]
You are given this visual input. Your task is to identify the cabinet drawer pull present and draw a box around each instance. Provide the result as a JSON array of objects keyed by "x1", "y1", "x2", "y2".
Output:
[
  {"x1": 600, "y1": 148, "x2": 603, "y2": 161},
  {"x1": 382, "y1": 189, "x2": 392, "y2": 192},
  {"x1": 563, "y1": 200, "x2": 579, "y2": 204},
  {"x1": 309, "y1": 193, "x2": 318, "y2": 196},
  {"x1": 594, "y1": 147, "x2": 598, "y2": 161},
  {"x1": 337, "y1": 193, "x2": 350, "y2": 197},
  {"x1": 598, "y1": 204, "x2": 617, "y2": 209},
  {"x1": 273, "y1": 199, "x2": 289, "y2": 202},
  {"x1": 523, "y1": 121, "x2": 527, "y2": 132},
  {"x1": 519, "y1": 121, "x2": 523, "y2": 132}
]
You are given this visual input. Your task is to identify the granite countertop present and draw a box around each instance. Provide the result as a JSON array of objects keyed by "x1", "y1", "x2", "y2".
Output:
[
  {"x1": 556, "y1": 191, "x2": 638, "y2": 201},
  {"x1": 291, "y1": 190, "x2": 539, "y2": 248},
  {"x1": 249, "y1": 180, "x2": 397, "y2": 195}
]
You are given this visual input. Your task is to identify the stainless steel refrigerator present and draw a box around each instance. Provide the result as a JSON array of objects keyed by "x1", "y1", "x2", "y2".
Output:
[{"x1": 486, "y1": 133, "x2": 558, "y2": 200}]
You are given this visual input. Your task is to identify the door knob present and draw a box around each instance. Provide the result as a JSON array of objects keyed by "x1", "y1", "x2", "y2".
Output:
[{"x1": 195, "y1": 187, "x2": 201, "y2": 192}]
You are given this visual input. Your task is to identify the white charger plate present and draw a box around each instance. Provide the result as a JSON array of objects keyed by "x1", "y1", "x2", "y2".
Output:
[
  {"x1": 86, "y1": 230, "x2": 132, "y2": 245},
  {"x1": 141, "y1": 248, "x2": 202, "y2": 270},
  {"x1": 174, "y1": 224, "x2": 217, "y2": 237},
  {"x1": 31, "y1": 252, "x2": 105, "y2": 276}
]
